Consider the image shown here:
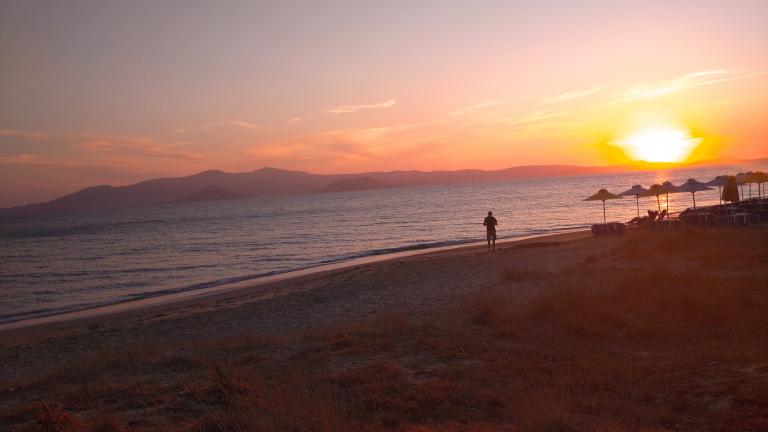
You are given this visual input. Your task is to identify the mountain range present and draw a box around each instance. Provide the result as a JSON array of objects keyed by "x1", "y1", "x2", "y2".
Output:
[{"x1": 2, "y1": 158, "x2": 764, "y2": 219}]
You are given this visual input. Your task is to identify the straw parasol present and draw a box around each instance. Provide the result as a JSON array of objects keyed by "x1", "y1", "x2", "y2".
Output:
[
  {"x1": 754, "y1": 171, "x2": 768, "y2": 197},
  {"x1": 738, "y1": 171, "x2": 764, "y2": 199},
  {"x1": 584, "y1": 189, "x2": 623, "y2": 224},
  {"x1": 660, "y1": 181, "x2": 680, "y2": 212},
  {"x1": 640, "y1": 184, "x2": 665, "y2": 212},
  {"x1": 736, "y1": 172, "x2": 748, "y2": 198},
  {"x1": 675, "y1": 178, "x2": 713, "y2": 209},
  {"x1": 735, "y1": 172, "x2": 759, "y2": 199},
  {"x1": 722, "y1": 175, "x2": 740, "y2": 203},
  {"x1": 619, "y1": 185, "x2": 648, "y2": 218},
  {"x1": 704, "y1": 175, "x2": 728, "y2": 204}
]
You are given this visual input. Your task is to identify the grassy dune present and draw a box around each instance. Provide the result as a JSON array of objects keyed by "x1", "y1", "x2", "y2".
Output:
[{"x1": 2, "y1": 228, "x2": 767, "y2": 431}]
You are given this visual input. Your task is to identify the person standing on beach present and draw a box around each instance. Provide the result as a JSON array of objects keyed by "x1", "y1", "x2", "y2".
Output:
[{"x1": 483, "y1": 211, "x2": 498, "y2": 252}]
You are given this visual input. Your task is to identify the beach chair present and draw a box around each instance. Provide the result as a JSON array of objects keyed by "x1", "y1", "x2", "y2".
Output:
[
  {"x1": 591, "y1": 222, "x2": 625, "y2": 236},
  {"x1": 610, "y1": 222, "x2": 626, "y2": 234},
  {"x1": 643, "y1": 210, "x2": 658, "y2": 225},
  {"x1": 716, "y1": 205, "x2": 737, "y2": 226}
]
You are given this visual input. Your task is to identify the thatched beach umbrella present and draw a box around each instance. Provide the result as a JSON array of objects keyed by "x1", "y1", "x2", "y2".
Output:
[
  {"x1": 584, "y1": 189, "x2": 623, "y2": 224},
  {"x1": 675, "y1": 178, "x2": 713, "y2": 209},
  {"x1": 660, "y1": 181, "x2": 680, "y2": 212},
  {"x1": 735, "y1": 172, "x2": 759, "y2": 199},
  {"x1": 619, "y1": 185, "x2": 648, "y2": 218},
  {"x1": 738, "y1": 171, "x2": 764, "y2": 198},
  {"x1": 722, "y1": 175, "x2": 740, "y2": 203},
  {"x1": 755, "y1": 171, "x2": 768, "y2": 197},
  {"x1": 736, "y1": 172, "x2": 748, "y2": 198},
  {"x1": 641, "y1": 184, "x2": 665, "y2": 212},
  {"x1": 705, "y1": 175, "x2": 728, "y2": 204}
]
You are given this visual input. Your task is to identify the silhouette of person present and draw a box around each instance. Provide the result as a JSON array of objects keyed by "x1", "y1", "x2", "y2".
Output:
[{"x1": 483, "y1": 211, "x2": 498, "y2": 252}]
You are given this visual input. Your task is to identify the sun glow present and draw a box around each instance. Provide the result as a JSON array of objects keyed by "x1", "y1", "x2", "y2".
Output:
[{"x1": 618, "y1": 127, "x2": 701, "y2": 163}]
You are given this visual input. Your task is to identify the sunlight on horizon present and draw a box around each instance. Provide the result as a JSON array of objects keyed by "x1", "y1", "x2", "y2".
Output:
[{"x1": 617, "y1": 126, "x2": 702, "y2": 163}]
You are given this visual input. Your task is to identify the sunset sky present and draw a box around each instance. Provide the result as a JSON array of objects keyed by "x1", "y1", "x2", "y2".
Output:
[{"x1": 1, "y1": 0, "x2": 767, "y2": 206}]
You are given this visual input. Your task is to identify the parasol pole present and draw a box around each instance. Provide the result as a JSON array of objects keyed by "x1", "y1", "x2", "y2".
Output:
[
  {"x1": 602, "y1": 200, "x2": 606, "y2": 224},
  {"x1": 635, "y1": 196, "x2": 640, "y2": 218}
]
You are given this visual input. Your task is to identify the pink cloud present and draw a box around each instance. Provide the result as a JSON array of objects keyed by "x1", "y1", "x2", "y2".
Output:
[
  {"x1": 0, "y1": 128, "x2": 50, "y2": 140},
  {"x1": 326, "y1": 99, "x2": 396, "y2": 114},
  {"x1": 76, "y1": 136, "x2": 203, "y2": 160}
]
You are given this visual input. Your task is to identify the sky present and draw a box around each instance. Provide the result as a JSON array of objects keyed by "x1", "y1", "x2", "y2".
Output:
[{"x1": 1, "y1": 0, "x2": 767, "y2": 206}]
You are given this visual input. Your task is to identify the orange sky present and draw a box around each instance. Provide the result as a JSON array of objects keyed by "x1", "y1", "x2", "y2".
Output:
[{"x1": 1, "y1": 1, "x2": 767, "y2": 206}]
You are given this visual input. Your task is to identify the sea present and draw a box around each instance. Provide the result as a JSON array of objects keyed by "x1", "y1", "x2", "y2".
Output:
[{"x1": 1, "y1": 163, "x2": 766, "y2": 324}]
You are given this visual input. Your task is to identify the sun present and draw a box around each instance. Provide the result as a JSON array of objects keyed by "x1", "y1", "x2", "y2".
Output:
[{"x1": 617, "y1": 126, "x2": 701, "y2": 163}]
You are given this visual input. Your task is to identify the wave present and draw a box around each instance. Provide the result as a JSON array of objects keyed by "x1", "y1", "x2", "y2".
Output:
[{"x1": 0, "y1": 218, "x2": 167, "y2": 240}]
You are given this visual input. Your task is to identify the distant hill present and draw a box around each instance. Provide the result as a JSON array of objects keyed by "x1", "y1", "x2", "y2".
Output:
[
  {"x1": 1, "y1": 157, "x2": 764, "y2": 219},
  {"x1": 317, "y1": 177, "x2": 398, "y2": 193},
  {"x1": 0, "y1": 167, "x2": 331, "y2": 219}
]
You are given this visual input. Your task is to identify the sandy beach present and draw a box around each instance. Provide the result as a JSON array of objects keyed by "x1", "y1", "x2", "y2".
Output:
[
  {"x1": 2, "y1": 227, "x2": 767, "y2": 431},
  {"x1": 0, "y1": 230, "x2": 590, "y2": 378}
]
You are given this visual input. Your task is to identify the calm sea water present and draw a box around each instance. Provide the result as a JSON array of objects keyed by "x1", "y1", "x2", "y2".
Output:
[{"x1": 1, "y1": 164, "x2": 766, "y2": 323}]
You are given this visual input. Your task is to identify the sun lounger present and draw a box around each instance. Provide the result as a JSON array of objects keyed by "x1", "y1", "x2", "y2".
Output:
[{"x1": 591, "y1": 222, "x2": 626, "y2": 235}]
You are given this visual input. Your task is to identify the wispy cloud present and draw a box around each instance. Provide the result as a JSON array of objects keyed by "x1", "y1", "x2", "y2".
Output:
[
  {"x1": 618, "y1": 70, "x2": 762, "y2": 100},
  {"x1": 0, "y1": 128, "x2": 50, "y2": 140},
  {"x1": 311, "y1": 119, "x2": 450, "y2": 143},
  {"x1": 449, "y1": 98, "x2": 569, "y2": 132},
  {"x1": 77, "y1": 136, "x2": 203, "y2": 160},
  {"x1": 246, "y1": 119, "x2": 453, "y2": 170},
  {"x1": 0, "y1": 154, "x2": 79, "y2": 167},
  {"x1": 173, "y1": 120, "x2": 266, "y2": 134},
  {"x1": 506, "y1": 110, "x2": 566, "y2": 126},
  {"x1": 450, "y1": 100, "x2": 503, "y2": 116},
  {"x1": 212, "y1": 120, "x2": 264, "y2": 129},
  {"x1": 326, "y1": 99, "x2": 396, "y2": 114},
  {"x1": 544, "y1": 87, "x2": 604, "y2": 104}
]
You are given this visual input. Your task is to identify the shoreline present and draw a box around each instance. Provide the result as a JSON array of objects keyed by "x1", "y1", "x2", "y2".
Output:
[{"x1": 0, "y1": 229, "x2": 588, "y2": 334}]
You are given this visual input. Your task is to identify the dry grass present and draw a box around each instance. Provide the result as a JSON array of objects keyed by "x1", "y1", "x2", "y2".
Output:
[{"x1": 1, "y1": 227, "x2": 767, "y2": 431}]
